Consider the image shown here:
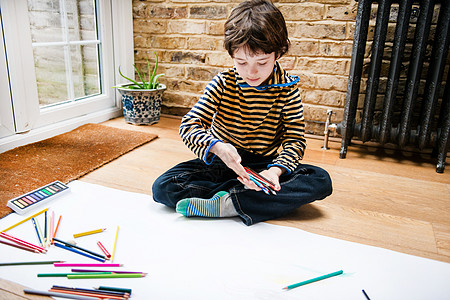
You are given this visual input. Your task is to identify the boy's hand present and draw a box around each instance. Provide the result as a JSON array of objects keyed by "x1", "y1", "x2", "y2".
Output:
[
  {"x1": 210, "y1": 142, "x2": 251, "y2": 184},
  {"x1": 260, "y1": 167, "x2": 284, "y2": 191}
]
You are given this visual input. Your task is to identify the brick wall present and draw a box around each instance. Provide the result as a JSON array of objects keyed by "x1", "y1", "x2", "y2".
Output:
[{"x1": 132, "y1": 0, "x2": 358, "y2": 135}]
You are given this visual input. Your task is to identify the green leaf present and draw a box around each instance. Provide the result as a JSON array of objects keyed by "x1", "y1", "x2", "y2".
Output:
[
  {"x1": 134, "y1": 64, "x2": 147, "y2": 89},
  {"x1": 118, "y1": 65, "x2": 144, "y2": 89}
]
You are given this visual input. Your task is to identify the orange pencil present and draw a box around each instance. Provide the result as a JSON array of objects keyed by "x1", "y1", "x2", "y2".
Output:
[{"x1": 52, "y1": 215, "x2": 62, "y2": 244}]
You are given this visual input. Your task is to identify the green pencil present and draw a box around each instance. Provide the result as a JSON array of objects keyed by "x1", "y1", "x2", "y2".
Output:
[
  {"x1": 283, "y1": 270, "x2": 343, "y2": 290},
  {"x1": 0, "y1": 260, "x2": 63, "y2": 267},
  {"x1": 67, "y1": 273, "x2": 145, "y2": 279},
  {"x1": 38, "y1": 272, "x2": 112, "y2": 277}
]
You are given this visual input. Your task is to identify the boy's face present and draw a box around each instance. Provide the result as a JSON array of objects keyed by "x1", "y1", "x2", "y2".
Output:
[{"x1": 232, "y1": 47, "x2": 276, "y2": 87}]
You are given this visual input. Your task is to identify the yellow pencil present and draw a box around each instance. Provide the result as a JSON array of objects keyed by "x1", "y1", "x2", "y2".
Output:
[
  {"x1": 73, "y1": 228, "x2": 106, "y2": 238},
  {"x1": 111, "y1": 226, "x2": 119, "y2": 262},
  {"x1": 1, "y1": 208, "x2": 48, "y2": 232}
]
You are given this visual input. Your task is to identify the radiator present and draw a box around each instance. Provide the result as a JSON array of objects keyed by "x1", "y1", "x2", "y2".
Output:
[{"x1": 337, "y1": 0, "x2": 449, "y2": 173}]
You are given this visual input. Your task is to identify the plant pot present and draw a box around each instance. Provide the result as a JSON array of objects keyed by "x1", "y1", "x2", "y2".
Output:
[{"x1": 116, "y1": 83, "x2": 166, "y2": 125}]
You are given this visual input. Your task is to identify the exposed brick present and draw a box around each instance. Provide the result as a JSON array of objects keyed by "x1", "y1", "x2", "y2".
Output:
[
  {"x1": 190, "y1": 5, "x2": 227, "y2": 19},
  {"x1": 319, "y1": 40, "x2": 353, "y2": 57},
  {"x1": 137, "y1": 4, "x2": 188, "y2": 19},
  {"x1": 188, "y1": 36, "x2": 223, "y2": 51},
  {"x1": 167, "y1": 20, "x2": 205, "y2": 34},
  {"x1": 316, "y1": 74, "x2": 348, "y2": 91},
  {"x1": 133, "y1": 19, "x2": 167, "y2": 34},
  {"x1": 207, "y1": 21, "x2": 226, "y2": 35},
  {"x1": 296, "y1": 72, "x2": 316, "y2": 89},
  {"x1": 297, "y1": 57, "x2": 349, "y2": 75},
  {"x1": 165, "y1": 51, "x2": 206, "y2": 64},
  {"x1": 278, "y1": 4, "x2": 325, "y2": 21},
  {"x1": 205, "y1": 52, "x2": 233, "y2": 67},
  {"x1": 135, "y1": 35, "x2": 186, "y2": 49},
  {"x1": 303, "y1": 90, "x2": 346, "y2": 106},
  {"x1": 326, "y1": 4, "x2": 357, "y2": 21},
  {"x1": 187, "y1": 66, "x2": 223, "y2": 81},
  {"x1": 278, "y1": 57, "x2": 296, "y2": 70},
  {"x1": 295, "y1": 22, "x2": 347, "y2": 40},
  {"x1": 165, "y1": 79, "x2": 207, "y2": 94},
  {"x1": 289, "y1": 39, "x2": 320, "y2": 56}
]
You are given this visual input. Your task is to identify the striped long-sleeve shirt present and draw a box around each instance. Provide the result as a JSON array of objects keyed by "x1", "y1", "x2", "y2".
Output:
[{"x1": 179, "y1": 61, "x2": 306, "y2": 174}]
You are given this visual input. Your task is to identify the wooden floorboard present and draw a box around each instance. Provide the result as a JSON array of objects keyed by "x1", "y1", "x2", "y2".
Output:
[{"x1": 80, "y1": 116, "x2": 450, "y2": 263}]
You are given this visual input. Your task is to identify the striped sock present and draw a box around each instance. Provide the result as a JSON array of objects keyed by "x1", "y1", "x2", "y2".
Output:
[{"x1": 176, "y1": 191, "x2": 237, "y2": 218}]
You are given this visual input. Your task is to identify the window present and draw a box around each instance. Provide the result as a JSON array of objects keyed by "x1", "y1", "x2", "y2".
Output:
[{"x1": 0, "y1": 0, "x2": 133, "y2": 151}]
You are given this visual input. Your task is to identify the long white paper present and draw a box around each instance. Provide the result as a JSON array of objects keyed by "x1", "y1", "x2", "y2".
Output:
[{"x1": 0, "y1": 181, "x2": 449, "y2": 299}]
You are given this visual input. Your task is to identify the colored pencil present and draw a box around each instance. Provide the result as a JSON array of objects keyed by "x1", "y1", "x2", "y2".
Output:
[
  {"x1": 97, "y1": 286, "x2": 132, "y2": 295},
  {"x1": 0, "y1": 260, "x2": 63, "y2": 267},
  {"x1": 54, "y1": 243, "x2": 106, "y2": 262},
  {"x1": 0, "y1": 239, "x2": 40, "y2": 253},
  {"x1": 245, "y1": 167, "x2": 277, "y2": 194},
  {"x1": 244, "y1": 167, "x2": 277, "y2": 189},
  {"x1": 111, "y1": 226, "x2": 119, "y2": 262},
  {"x1": 72, "y1": 269, "x2": 144, "y2": 274},
  {"x1": 73, "y1": 228, "x2": 106, "y2": 238},
  {"x1": 34, "y1": 218, "x2": 45, "y2": 248},
  {"x1": 1, "y1": 208, "x2": 48, "y2": 232},
  {"x1": 97, "y1": 241, "x2": 111, "y2": 258},
  {"x1": 50, "y1": 287, "x2": 128, "y2": 299},
  {"x1": 0, "y1": 232, "x2": 46, "y2": 253},
  {"x1": 51, "y1": 211, "x2": 55, "y2": 243},
  {"x1": 38, "y1": 272, "x2": 112, "y2": 277},
  {"x1": 362, "y1": 289, "x2": 371, "y2": 300},
  {"x1": 68, "y1": 273, "x2": 145, "y2": 279},
  {"x1": 23, "y1": 289, "x2": 99, "y2": 300},
  {"x1": 248, "y1": 174, "x2": 271, "y2": 195},
  {"x1": 54, "y1": 285, "x2": 130, "y2": 297},
  {"x1": 49, "y1": 289, "x2": 127, "y2": 300},
  {"x1": 52, "y1": 215, "x2": 62, "y2": 243},
  {"x1": 282, "y1": 270, "x2": 343, "y2": 290},
  {"x1": 44, "y1": 211, "x2": 47, "y2": 245},
  {"x1": 54, "y1": 263, "x2": 123, "y2": 267},
  {"x1": 31, "y1": 218, "x2": 44, "y2": 247},
  {"x1": 53, "y1": 237, "x2": 106, "y2": 260}
]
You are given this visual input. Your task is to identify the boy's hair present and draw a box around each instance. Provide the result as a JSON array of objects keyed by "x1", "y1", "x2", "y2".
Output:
[{"x1": 224, "y1": 0, "x2": 289, "y2": 59}]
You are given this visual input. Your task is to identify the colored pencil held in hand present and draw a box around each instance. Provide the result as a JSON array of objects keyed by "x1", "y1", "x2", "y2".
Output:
[{"x1": 244, "y1": 167, "x2": 278, "y2": 195}]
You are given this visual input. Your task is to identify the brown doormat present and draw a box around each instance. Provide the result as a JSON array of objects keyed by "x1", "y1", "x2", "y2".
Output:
[{"x1": 0, "y1": 123, "x2": 157, "y2": 219}]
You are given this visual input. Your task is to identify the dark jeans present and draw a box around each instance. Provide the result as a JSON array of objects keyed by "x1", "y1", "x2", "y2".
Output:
[{"x1": 152, "y1": 150, "x2": 332, "y2": 225}]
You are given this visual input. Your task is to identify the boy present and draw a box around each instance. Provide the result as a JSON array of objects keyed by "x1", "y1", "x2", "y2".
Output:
[{"x1": 152, "y1": 0, "x2": 332, "y2": 225}]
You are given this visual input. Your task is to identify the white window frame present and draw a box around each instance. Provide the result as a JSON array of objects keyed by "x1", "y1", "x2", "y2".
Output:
[{"x1": 0, "y1": 0, "x2": 134, "y2": 152}]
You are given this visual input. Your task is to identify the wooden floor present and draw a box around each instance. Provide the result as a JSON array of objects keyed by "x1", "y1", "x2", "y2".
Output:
[{"x1": 80, "y1": 116, "x2": 450, "y2": 263}]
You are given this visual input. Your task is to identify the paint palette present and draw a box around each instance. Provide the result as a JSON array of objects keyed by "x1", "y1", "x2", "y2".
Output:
[{"x1": 7, "y1": 181, "x2": 69, "y2": 215}]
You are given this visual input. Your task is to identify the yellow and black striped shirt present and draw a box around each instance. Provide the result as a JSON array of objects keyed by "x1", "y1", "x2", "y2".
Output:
[{"x1": 179, "y1": 61, "x2": 306, "y2": 174}]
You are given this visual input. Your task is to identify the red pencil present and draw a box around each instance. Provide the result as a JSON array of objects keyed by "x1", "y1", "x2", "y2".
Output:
[
  {"x1": 0, "y1": 232, "x2": 46, "y2": 253},
  {"x1": 0, "y1": 239, "x2": 40, "y2": 253},
  {"x1": 97, "y1": 241, "x2": 111, "y2": 258},
  {"x1": 244, "y1": 167, "x2": 277, "y2": 190}
]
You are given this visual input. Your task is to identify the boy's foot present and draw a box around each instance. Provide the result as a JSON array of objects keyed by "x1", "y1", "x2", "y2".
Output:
[{"x1": 176, "y1": 191, "x2": 238, "y2": 218}]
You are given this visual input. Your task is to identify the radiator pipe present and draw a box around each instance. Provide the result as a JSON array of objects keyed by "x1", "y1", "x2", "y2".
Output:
[{"x1": 322, "y1": 110, "x2": 337, "y2": 150}]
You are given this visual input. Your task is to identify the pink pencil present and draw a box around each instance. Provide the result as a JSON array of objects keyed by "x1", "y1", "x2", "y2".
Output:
[{"x1": 54, "y1": 263, "x2": 123, "y2": 267}]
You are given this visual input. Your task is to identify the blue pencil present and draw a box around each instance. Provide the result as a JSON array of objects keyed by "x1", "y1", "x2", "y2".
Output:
[
  {"x1": 248, "y1": 174, "x2": 270, "y2": 195},
  {"x1": 54, "y1": 243, "x2": 106, "y2": 262},
  {"x1": 44, "y1": 211, "x2": 47, "y2": 244},
  {"x1": 31, "y1": 218, "x2": 44, "y2": 247}
]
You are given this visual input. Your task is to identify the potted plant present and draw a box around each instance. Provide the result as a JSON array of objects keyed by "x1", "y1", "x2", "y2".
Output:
[{"x1": 114, "y1": 52, "x2": 166, "y2": 125}]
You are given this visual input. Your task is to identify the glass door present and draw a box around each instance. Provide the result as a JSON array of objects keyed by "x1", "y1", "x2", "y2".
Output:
[
  {"x1": 0, "y1": 0, "x2": 121, "y2": 140},
  {"x1": 0, "y1": 13, "x2": 15, "y2": 139}
]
